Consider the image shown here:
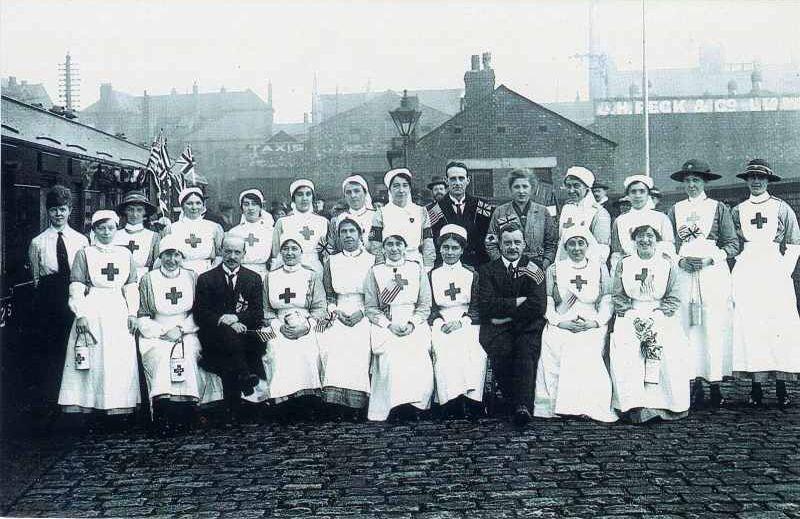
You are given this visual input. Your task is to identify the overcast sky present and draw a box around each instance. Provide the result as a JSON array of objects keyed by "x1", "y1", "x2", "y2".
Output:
[{"x1": 2, "y1": 0, "x2": 799, "y2": 122}]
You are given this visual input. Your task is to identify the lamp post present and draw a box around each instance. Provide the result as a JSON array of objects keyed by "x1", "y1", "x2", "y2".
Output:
[{"x1": 389, "y1": 89, "x2": 422, "y2": 168}]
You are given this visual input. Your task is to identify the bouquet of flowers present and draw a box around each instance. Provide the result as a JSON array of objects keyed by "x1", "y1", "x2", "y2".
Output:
[{"x1": 633, "y1": 317, "x2": 662, "y2": 384}]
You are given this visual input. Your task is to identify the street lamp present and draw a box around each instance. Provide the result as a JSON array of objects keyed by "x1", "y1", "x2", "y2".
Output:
[{"x1": 389, "y1": 89, "x2": 422, "y2": 168}]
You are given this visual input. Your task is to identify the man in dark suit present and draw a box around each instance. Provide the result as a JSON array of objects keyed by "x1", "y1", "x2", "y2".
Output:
[
  {"x1": 194, "y1": 234, "x2": 265, "y2": 415},
  {"x1": 429, "y1": 162, "x2": 494, "y2": 268},
  {"x1": 478, "y1": 223, "x2": 547, "y2": 426}
]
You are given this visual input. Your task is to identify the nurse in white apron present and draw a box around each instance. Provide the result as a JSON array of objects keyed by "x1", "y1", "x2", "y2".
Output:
[
  {"x1": 229, "y1": 188, "x2": 274, "y2": 278},
  {"x1": 113, "y1": 190, "x2": 160, "y2": 280},
  {"x1": 58, "y1": 210, "x2": 141, "y2": 428},
  {"x1": 319, "y1": 218, "x2": 375, "y2": 420},
  {"x1": 247, "y1": 238, "x2": 327, "y2": 411},
  {"x1": 732, "y1": 159, "x2": 800, "y2": 408},
  {"x1": 137, "y1": 234, "x2": 224, "y2": 435},
  {"x1": 271, "y1": 179, "x2": 329, "y2": 274},
  {"x1": 365, "y1": 234, "x2": 434, "y2": 421},
  {"x1": 428, "y1": 224, "x2": 487, "y2": 418},
  {"x1": 167, "y1": 188, "x2": 224, "y2": 275},
  {"x1": 667, "y1": 160, "x2": 738, "y2": 408},
  {"x1": 535, "y1": 226, "x2": 617, "y2": 423},
  {"x1": 327, "y1": 175, "x2": 376, "y2": 254},
  {"x1": 609, "y1": 224, "x2": 690, "y2": 423},
  {"x1": 610, "y1": 175, "x2": 676, "y2": 274},
  {"x1": 369, "y1": 168, "x2": 436, "y2": 272},
  {"x1": 557, "y1": 166, "x2": 611, "y2": 264}
]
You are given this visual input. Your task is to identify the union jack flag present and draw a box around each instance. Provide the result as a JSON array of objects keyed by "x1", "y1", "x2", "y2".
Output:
[
  {"x1": 496, "y1": 214, "x2": 518, "y2": 228},
  {"x1": 178, "y1": 144, "x2": 198, "y2": 186},
  {"x1": 677, "y1": 224, "x2": 702, "y2": 242},
  {"x1": 476, "y1": 199, "x2": 494, "y2": 217},
  {"x1": 145, "y1": 130, "x2": 174, "y2": 215}
]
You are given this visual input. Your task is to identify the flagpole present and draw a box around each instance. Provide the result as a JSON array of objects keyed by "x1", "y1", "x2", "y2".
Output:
[{"x1": 642, "y1": 0, "x2": 651, "y2": 177}]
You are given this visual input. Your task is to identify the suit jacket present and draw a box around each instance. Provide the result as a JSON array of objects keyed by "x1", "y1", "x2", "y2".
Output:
[
  {"x1": 478, "y1": 255, "x2": 547, "y2": 342},
  {"x1": 429, "y1": 195, "x2": 494, "y2": 268},
  {"x1": 485, "y1": 201, "x2": 558, "y2": 268},
  {"x1": 193, "y1": 264, "x2": 265, "y2": 334}
]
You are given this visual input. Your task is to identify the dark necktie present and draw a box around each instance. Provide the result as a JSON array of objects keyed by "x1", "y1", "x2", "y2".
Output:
[
  {"x1": 507, "y1": 262, "x2": 515, "y2": 279},
  {"x1": 225, "y1": 272, "x2": 236, "y2": 309},
  {"x1": 56, "y1": 231, "x2": 69, "y2": 277}
]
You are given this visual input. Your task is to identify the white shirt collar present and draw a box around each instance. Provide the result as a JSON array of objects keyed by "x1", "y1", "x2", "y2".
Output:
[
  {"x1": 342, "y1": 246, "x2": 363, "y2": 258},
  {"x1": 160, "y1": 266, "x2": 181, "y2": 278},
  {"x1": 125, "y1": 223, "x2": 145, "y2": 232},
  {"x1": 442, "y1": 260, "x2": 462, "y2": 270},
  {"x1": 282, "y1": 263, "x2": 301, "y2": 273},
  {"x1": 749, "y1": 192, "x2": 770, "y2": 203},
  {"x1": 348, "y1": 206, "x2": 367, "y2": 217},
  {"x1": 686, "y1": 192, "x2": 708, "y2": 204},
  {"x1": 385, "y1": 257, "x2": 404, "y2": 268},
  {"x1": 222, "y1": 265, "x2": 240, "y2": 277},
  {"x1": 449, "y1": 194, "x2": 466, "y2": 205},
  {"x1": 501, "y1": 256, "x2": 519, "y2": 269}
]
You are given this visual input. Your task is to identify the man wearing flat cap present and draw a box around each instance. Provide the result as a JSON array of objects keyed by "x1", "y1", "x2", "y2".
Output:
[
  {"x1": 28, "y1": 185, "x2": 89, "y2": 419},
  {"x1": 591, "y1": 181, "x2": 614, "y2": 217},
  {"x1": 428, "y1": 162, "x2": 494, "y2": 269}
]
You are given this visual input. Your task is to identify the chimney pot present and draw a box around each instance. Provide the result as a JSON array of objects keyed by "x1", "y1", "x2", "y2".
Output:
[
  {"x1": 303, "y1": 112, "x2": 309, "y2": 124},
  {"x1": 471, "y1": 55, "x2": 480, "y2": 71},
  {"x1": 482, "y1": 52, "x2": 492, "y2": 70}
]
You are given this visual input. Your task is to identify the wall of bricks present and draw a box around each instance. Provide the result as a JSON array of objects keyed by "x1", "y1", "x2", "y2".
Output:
[
  {"x1": 591, "y1": 105, "x2": 800, "y2": 194},
  {"x1": 408, "y1": 86, "x2": 617, "y2": 203}
]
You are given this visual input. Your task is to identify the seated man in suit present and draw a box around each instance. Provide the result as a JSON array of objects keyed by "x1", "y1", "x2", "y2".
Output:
[
  {"x1": 194, "y1": 234, "x2": 265, "y2": 416},
  {"x1": 479, "y1": 223, "x2": 547, "y2": 426}
]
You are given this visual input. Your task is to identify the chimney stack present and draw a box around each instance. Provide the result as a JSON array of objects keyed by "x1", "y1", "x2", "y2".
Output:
[
  {"x1": 470, "y1": 55, "x2": 480, "y2": 71},
  {"x1": 100, "y1": 83, "x2": 113, "y2": 103},
  {"x1": 268, "y1": 80, "x2": 273, "y2": 106},
  {"x1": 464, "y1": 51, "x2": 495, "y2": 110},
  {"x1": 192, "y1": 81, "x2": 198, "y2": 95},
  {"x1": 750, "y1": 69, "x2": 762, "y2": 95}
]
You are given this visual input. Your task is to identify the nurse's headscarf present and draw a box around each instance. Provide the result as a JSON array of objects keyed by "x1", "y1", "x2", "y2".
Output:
[{"x1": 342, "y1": 175, "x2": 374, "y2": 210}]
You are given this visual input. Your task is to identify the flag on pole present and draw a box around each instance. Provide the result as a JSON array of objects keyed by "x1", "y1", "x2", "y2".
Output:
[
  {"x1": 177, "y1": 144, "x2": 198, "y2": 186},
  {"x1": 145, "y1": 130, "x2": 174, "y2": 216}
]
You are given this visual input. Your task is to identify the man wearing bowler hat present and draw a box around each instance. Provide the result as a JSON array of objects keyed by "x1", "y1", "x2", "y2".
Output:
[{"x1": 426, "y1": 176, "x2": 448, "y2": 210}]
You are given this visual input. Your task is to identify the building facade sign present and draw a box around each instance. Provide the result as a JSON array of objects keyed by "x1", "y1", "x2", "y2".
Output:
[{"x1": 595, "y1": 96, "x2": 800, "y2": 117}]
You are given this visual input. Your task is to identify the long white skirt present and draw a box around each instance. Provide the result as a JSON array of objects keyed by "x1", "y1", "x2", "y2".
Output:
[
  {"x1": 58, "y1": 288, "x2": 140, "y2": 413},
  {"x1": 367, "y1": 324, "x2": 434, "y2": 421},
  {"x1": 610, "y1": 308, "x2": 690, "y2": 417},
  {"x1": 675, "y1": 261, "x2": 734, "y2": 382},
  {"x1": 318, "y1": 319, "x2": 372, "y2": 405},
  {"x1": 733, "y1": 243, "x2": 800, "y2": 377},
  {"x1": 245, "y1": 331, "x2": 322, "y2": 403},
  {"x1": 430, "y1": 320, "x2": 486, "y2": 404},
  {"x1": 534, "y1": 324, "x2": 618, "y2": 422},
  {"x1": 139, "y1": 332, "x2": 224, "y2": 405}
]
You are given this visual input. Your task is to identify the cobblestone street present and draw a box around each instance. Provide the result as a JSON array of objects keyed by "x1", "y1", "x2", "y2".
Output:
[{"x1": 1, "y1": 382, "x2": 799, "y2": 518}]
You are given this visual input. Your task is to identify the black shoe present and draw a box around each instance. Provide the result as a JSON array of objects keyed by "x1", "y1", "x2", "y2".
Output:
[
  {"x1": 710, "y1": 385, "x2": 725, "y2": 409},
  {"x1": 690, "y1": 381, "x2": 705, "y2": 410},
  {"x1": 749, "y1": 386, "x2": 763, "y2": 408},
  {"x1": 238, "y1": 373, "x2": 259, "y2": 396},
  {"x1": 512, "y1": 405, "x2": 532, "y2": 427}
]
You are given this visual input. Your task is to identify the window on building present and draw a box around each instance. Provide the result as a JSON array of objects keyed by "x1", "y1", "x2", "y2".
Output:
[
  {"x1": 497, "y1": 126, "x2": 506, "y2": 133},
  {"x1": 538, "y1": 124, "x2": 548, "y2": 132},
  {"x1": 469, "y1": 169, "x2": 493, "y2": 198},
  {"x1": 453, "y1": 126, "x2": 463, "y2": 134}
]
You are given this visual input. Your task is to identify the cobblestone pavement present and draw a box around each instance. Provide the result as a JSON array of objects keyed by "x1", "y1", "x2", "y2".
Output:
[{"x1": 4, "y1": 380, "x2": 800, "y2": 519}]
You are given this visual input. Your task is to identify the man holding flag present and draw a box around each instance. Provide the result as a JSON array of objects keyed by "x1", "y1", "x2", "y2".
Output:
[{"x1": 428, "y1": 161, "x2": 494, "y2": 269}]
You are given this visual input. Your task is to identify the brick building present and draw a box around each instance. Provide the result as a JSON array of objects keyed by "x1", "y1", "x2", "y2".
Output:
[
  {"x1": 591, "y1": 70, "x2": 800, "y2": 208},
  {"x1": 1, "y1": 77, "x2": 53, "y2": 108},
  {"x1": 408, "y1": 54, "x2": 617, "y2": 205},
  {"x1": 81, "y1": 82, "x2": 274, "y2": 207}
]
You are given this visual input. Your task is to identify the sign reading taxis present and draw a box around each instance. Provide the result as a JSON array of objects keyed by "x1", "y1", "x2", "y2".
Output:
[{"x1": 595, "y1": 96, "x2": 800, "y2": 117}]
